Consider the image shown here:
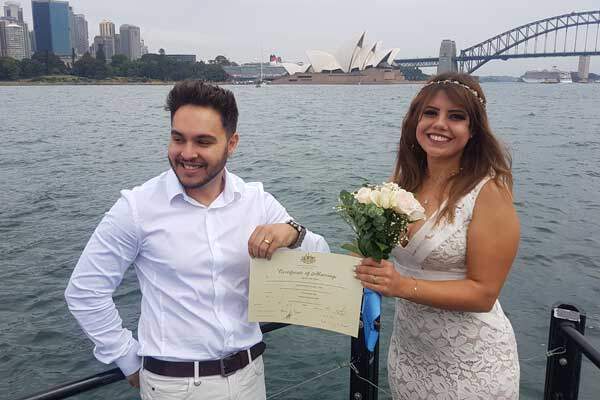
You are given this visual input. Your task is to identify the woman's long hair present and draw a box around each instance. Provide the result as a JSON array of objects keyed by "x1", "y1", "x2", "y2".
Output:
[{"x1": 392, "y1": 72, "x2": 513, "y2": 224}]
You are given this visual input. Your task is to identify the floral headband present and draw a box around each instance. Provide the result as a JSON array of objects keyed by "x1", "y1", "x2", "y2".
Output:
[{"x1": 422, "y1": 79, "x2": 486, "y2": 107}]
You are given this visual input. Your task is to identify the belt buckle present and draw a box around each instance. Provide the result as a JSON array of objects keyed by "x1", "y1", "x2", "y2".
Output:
[{"x1": 219, "y1": 353, "x2": 237, "y2": 377}]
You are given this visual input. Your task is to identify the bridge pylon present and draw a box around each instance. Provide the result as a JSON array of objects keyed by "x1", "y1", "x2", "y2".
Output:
[
  {"x1": 578, "y1": 56, "x2": 591, "y2": 82},
  {"x1": 437, "y1": 40, "x2": 458, "y2": 74}
]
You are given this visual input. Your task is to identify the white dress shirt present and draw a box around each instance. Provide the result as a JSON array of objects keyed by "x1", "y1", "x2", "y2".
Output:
[{"x1": 65, "y1": 169, "x2": 329, "y2": 376}]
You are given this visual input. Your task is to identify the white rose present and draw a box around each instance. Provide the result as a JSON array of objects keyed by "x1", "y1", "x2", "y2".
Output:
[
  {"x1": 408, "y1": 206, "x2": 426, "y2": 221},
  {"x1": 393, "y1": 190, "x2": 418, "y2": 214},
  {"x1": 354, "y1": 187, "x2": 373, "y2": 204},
  {"x1": 369, "y1": 189, "x2": 383, "y2": 207},
  {"x1": 378, "y1": 187, "x2": 394, "y2": 209}
]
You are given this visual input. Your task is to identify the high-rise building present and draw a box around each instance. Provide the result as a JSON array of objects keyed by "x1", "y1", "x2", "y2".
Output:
[
  {"x1": 32, "y1": 0, "x2": 72, "y2": 56},
  {"x1": 91, "y1": 35, "x2": 114, "y2": 60},
  {"x1": 3, "y1": 1, "x2": 23, "y2": 22},
  {"x1": 114, "y1": 33, "x2": 120, "y2": 54},
  {"x1": 0, "y1": 1, "x2": 32, "y2": 59},
  {"x1": 99, "y1": 19, "x2": 114, "y2": 38},
  {"x1": 119, "y1": 24, "x2": 140, "y2": 60},
  {"x1": 0, "y1": 17, "x2": 29, "y2": 59},
  {"x1": 68, "y1": 5, "x2": 74, "y2": 54},
  {"x1": 29, "y1": 29, "x2": 35, "y2": 52},
  {"x1": 140, "y1": 38, "x2": 148, "y2": 55},
  {"x1": 72, "y1": 13, "x2": 87, "y2": 55}
]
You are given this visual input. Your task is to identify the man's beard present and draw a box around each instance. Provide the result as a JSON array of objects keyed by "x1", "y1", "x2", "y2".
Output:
[{"x1": 168, "y1": 149, "x2": 228, "y2": 190}]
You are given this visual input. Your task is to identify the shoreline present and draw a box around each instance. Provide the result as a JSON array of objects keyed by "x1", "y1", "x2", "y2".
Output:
[
  {"x1": 1, "y1": 80, "x2": 427, "y2": 86},
  {"x1": 0, "y1": 80, "x2": 213, "y2": 86},
  {"x1": 0, "y1": 76, "x2": 230, "y2": 86}
]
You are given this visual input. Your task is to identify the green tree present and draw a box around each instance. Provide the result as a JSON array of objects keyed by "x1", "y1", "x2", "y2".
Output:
[
  {"x1": 0, "y1": 57, "x2": 20, "y2": 80},
  {"x1": 72, "y1": 52, "x2": 109, "y2": 79},
  {"x1": 124, "y1": 59, "x2": 142, "y2": 77},
  {"x1": 111, "y1": 54, "x2": 130, "y2": 76},
  {"x1": 96, "y1": 45, "x2": 106, "y2": 64},
  {"x1": 31, "y1": 51, "x2": 67, "y2": 75},
  {"x1": 212, "y1": 55, "x2": 231, "y2": 66},
  {"x1": 201, "y1": 63, "x2": 227, "y2": 81},
  {"x1": 18, "y1": 58, "x2": 46, "y2": 78}
]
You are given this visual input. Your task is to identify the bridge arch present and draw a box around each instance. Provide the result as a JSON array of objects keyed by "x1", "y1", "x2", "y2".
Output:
[{"x1": 460, "y1": 10, "x2": 600, "y2": 73}]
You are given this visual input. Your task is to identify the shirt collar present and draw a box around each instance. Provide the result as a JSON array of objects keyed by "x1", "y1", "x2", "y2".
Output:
[
  {"x1": 216, "y1": 168, "x2": 242, "y2": 207},
  {"x1": 166, "y1": 168, "x2": 242, "y2": 207}
]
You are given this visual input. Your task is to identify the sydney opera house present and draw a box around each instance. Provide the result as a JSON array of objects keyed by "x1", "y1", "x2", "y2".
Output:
[{"x1": 270, "y1": 32, "x2": 405, "y2": 84}]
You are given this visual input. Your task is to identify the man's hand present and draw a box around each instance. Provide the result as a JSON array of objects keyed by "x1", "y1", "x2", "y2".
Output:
[
  {"x1": 248, "y1": 223, "x2": 299, "y2": 259},
  {"x1": 126, "y1": 370, "x2": 140, "y2": 388}
]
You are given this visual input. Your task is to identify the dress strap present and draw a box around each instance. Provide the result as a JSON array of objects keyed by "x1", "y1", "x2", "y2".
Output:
[
  {"x1": 461, "y1": 176, "x2": 493, "y2": 215},
  {"x1": 411, "y1": 176, "x2": 493, "y2": 264}
]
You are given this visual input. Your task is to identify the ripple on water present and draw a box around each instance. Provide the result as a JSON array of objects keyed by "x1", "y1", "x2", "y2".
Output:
[{"x1": 1, "y1": 83, "x2": 600, "y2": 400}]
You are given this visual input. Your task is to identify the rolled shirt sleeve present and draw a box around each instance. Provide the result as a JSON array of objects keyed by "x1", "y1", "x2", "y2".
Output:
[
  {"x1": 262, "y1": 191, "x2": 330, "y2": 253},
  {"x1": 64, "y1": 193, "x2": 142, "y2": 376}
]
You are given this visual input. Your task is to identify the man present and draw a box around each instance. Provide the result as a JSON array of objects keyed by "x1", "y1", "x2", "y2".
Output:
[{"x1": 65, "y1": 81, "x2": 329, "y2": 400}]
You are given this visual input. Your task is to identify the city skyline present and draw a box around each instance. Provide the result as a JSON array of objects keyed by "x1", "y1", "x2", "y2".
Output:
[{"x1": 8, "y1": 0, "x2": 600, "y2": 74}]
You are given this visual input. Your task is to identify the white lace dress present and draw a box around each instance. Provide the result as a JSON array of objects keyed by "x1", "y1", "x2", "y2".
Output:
[{"x1": 387, "y1": 178, "x2": 520, "y2": 399}]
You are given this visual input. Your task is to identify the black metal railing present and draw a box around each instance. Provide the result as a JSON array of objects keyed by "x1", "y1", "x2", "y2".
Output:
[
  {"x1": 14, "y1": 320, "x2": 380, "y2": 400},
  {"x1": 543, "y1": 303, "x2": 600, "y2": 400},
  {"x1": 14, "y1": 302, "x2": 600, "y2": 400}
]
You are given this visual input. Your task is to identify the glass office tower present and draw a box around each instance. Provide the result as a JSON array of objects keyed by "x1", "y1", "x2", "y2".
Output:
[{"x1": 32, "y1": 0, "x2": 71, "y2": 56}]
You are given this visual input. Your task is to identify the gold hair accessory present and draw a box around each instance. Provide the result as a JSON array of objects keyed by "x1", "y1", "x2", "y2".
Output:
[{"x1": 423, "y1": 79, "x2": 486, "y2": 107}]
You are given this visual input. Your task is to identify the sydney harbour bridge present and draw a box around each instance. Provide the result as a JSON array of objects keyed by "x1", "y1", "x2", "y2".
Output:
[{"x1": 394, "y1": 10, "x2": 600, "y2": 76}]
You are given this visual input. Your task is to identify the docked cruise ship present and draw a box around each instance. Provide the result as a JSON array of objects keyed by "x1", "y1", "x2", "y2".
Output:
[{"x1": 521, "y1": 68, "x2": 573, "y2": 83}]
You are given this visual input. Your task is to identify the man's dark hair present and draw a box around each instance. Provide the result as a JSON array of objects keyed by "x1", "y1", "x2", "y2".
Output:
[{"x1": 166, "y1": 80, "x2": 238, "y2": 136}]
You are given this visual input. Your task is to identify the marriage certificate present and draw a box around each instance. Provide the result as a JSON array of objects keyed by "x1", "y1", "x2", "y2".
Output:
[{"x1": 248, "y1": 251, "x2": 362, "y2": 337}]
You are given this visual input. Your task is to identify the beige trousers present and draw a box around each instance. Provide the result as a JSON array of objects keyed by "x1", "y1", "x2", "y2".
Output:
[{"x1": 139, "y1": 356, "x2": 266, "y2": 400}]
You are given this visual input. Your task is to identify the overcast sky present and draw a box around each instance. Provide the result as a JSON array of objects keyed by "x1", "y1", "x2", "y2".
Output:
[{"x1": 15, "y1": 0, "x2": 600, "y2": 75}]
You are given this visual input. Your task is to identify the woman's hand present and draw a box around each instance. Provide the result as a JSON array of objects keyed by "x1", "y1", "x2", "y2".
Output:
[
  {"x1": 355, "y1": 258, "x2": 411, "y2": 298},
  {"x1": 248, "y1": 223, "x2": 299, "y2": 260}
]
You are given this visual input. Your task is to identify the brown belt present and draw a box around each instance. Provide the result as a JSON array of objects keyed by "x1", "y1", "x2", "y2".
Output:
[{"x1": 143, "y1": 342, "x2": 266, "y2": 378}]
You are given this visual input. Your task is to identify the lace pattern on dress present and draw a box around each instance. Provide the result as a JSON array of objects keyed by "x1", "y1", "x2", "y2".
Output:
[
  {"x1": 387, "y1": 177, "x2": 520, "y2": 399},
  {"x1": 420, "y1": 179, "x2": 485, "y2": 273}
]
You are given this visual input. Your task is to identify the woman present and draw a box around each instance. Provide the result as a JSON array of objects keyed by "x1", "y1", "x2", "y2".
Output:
[{"x1": 355, "y1": 72, "x2": 520, "y2": 399}]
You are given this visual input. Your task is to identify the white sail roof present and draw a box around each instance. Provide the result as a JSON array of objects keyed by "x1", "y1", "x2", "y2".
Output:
[
  {"x1": 350, "y1": 35, "x2": 376, "y2": 71},
  {"x1": 280, "y1": 62, "x2": 309, "y2": 75},
  {"x1": 362, "y1": 41, "x2": 382, "y2": 69},
  {"x1": 305, "y1": 50, "x2": 343, "y2": 72},
  {"x1": 385, "y1": 48, "x2": 400, "y2": 65},
  {"x1": 305, "y1": 33, "x2": 399, "y2": 73},
  {"x1": 366, "y1": 47, "x2": 401, "y2": 68}
]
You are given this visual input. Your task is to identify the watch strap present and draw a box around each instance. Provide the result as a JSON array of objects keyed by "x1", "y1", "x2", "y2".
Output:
[{"x1": 286, "y1": 220, "x2": 306, "y2": 249}]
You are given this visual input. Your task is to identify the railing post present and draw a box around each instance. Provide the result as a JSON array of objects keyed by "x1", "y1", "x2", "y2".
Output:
[
  {"x1": 543, "y1": 303, "x2": 587, "y2": 400},
  {"x1": 349, "y1": 316, "x2": 379, "y2": 400}
]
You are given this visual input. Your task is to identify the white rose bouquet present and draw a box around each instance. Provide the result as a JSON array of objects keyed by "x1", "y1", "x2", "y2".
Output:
[{"x1": 337, "y1": 182, "x2": 426, "y2": 261}]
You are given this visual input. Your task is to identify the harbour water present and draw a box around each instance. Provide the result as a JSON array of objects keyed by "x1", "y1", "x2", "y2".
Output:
[{"x1": 1, "y1": 83, "x2": 599, "y2": 399}]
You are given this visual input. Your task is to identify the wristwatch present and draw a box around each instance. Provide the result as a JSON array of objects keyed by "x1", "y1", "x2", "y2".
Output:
[{"x1": 286, "y1": 219, "x2": 306, "y2": 249}]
